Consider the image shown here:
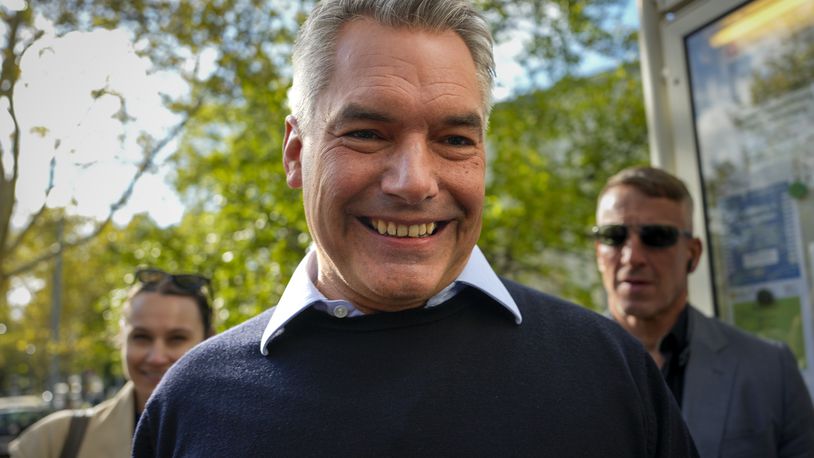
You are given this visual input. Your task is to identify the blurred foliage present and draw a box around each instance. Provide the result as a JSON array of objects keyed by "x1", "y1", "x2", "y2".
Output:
[
  {"x1": 1, "y1": 210, "x2": 133, "y2": 394},
  {"x1": 2, "y1": 0, "x2": 643, "y2": 395},
  {"x1": 749, "y1": 28, "x2": 814, "y2": 105},
  {"x1": 478, "y1": 0, "x2": 636, "y2": 81},
  {"x1": 482, "y1": 62, "x2": 648, "y2": 309}
]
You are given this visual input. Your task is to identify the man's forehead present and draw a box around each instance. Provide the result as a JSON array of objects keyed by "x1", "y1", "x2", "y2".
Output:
[
  {"x1": 318, "y1": 19, "x2": 484, "y2": 132},
  {"x1": 597, "y1": 186, "x2": 690, "y2": 222},
  {"x1": 331, "y1": 22, "x2": 475, "y2": 82}
]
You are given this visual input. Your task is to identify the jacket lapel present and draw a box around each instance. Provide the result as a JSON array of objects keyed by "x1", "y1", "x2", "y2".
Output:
[{"x1": 682, "y1": 306, "x2": 737, "y2": 458}]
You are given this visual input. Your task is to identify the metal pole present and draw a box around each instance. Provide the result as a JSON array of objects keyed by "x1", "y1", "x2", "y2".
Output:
[{"x1": 48, "y1": 217, "x2": 63, "y2": 405}]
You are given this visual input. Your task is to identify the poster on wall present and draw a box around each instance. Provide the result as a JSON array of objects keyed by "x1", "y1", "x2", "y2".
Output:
[
  {"x1": 720, "y1": 182, "x2": 807, "y2": 365},
  {"x1": 685, "y1": 0, "x2": 814, "y2": 367}
]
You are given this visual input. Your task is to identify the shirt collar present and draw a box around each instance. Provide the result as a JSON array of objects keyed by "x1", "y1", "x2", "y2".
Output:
[
  {"x1": 260, "y1": 245, "x2": 521, "y2": 354},
  {"x1": 659, "y1": 305, "x2": 690, "y2": 356}
]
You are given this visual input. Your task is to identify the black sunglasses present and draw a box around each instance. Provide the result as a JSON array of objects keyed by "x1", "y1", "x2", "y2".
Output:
[
  {"x1": 592, "y1": 224, "x2": 692, "y2": 248},
  {"x1": 135, "y1": 268, "x2": 212, "y2": 298}
]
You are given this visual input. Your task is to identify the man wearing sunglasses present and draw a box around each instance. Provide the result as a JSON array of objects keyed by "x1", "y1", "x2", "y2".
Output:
[{"x1": 595, "y1": 166, "x2": 814, "y2": 457}]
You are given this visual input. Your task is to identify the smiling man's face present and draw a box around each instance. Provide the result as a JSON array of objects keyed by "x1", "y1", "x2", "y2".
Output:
[{"x1": 282, "y1": 19, "x2": 486, "y2": 313}]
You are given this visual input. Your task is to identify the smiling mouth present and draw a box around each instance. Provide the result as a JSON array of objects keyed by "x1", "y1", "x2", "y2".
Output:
[{"x1": 363, "y1": 217, "x2": 442, "y2": 238}]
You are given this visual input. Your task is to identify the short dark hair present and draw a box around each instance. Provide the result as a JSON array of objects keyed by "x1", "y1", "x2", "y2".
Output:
[
  {"x1": 599, "y1": 166, "x2": 694, "y2": 211},
  {"x1": 129, "y1": 277, "x2": 214, "y2": 336}
]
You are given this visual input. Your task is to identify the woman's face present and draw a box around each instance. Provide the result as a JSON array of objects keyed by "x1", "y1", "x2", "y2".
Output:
[{"x1": 121, "y1": 291, "x2": 206, "y2": 411}]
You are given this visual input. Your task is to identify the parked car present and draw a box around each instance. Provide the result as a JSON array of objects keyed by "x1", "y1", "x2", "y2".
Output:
[{"x1": 0, "y1": 396, "x2": 53, "y2": 457}]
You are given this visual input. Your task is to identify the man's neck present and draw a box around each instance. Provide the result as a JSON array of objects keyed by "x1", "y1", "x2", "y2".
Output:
[{"x1": 612, "y1": 303, "x2": 686, "y2": 367}]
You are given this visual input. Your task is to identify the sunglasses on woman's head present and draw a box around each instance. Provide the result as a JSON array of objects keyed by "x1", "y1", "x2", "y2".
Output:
[
  {"x1": 592, "y1": 224, "x2": 692, "y2": 248},
  {"x1": 135, "y1": 268, "x2": 212, "y2": 297}
]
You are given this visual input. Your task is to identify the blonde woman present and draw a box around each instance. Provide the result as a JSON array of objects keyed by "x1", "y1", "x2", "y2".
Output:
[{"x1": 10, "y1": 268, "x2": 214, "y2": 458}]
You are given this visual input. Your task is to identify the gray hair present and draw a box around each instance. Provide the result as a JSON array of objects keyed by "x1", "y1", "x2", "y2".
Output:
[{"x1": 289, "y1": 0, "x2": 495, "y2": 134}]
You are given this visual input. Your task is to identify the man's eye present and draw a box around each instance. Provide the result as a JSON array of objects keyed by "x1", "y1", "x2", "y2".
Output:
[
  {"x1": 444, "y1": 135, "x2": 474, "y2": 146},
  {"x1": 345, "y1": 130, "x2": 380, "y2": 140}
]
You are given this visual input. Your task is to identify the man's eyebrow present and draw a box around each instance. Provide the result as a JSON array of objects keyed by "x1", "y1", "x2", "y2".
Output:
[
  {"x1": 443, "y1": 112, "x2": 483, "y2": 132},
  {"x1": 329, "y1": 104, "x2": 395, "y2": 129},
  {"x1": 328, "y1": 105, "x2": 484, "y2": 138}
]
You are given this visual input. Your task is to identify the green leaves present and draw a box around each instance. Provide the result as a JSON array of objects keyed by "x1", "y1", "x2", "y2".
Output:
[
  {"x1": 483, "y1": 62, "x2": 648, "y2": 309},
  {"x1": 478, "y1": 0, "x2": 633, "y2": 81}
]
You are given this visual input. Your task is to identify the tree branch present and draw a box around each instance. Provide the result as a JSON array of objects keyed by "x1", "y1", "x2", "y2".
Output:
[
  {"x1": 0, "y1": 10, "x2": 44, "y2": 260},
  {"x1": 0, "y1": 10, "x2": 26, "y2": 262},
  {"x1": 7, "y1": 84, "x2": 138, "y2": 255},
  {"x1": 5, "y1": 157, "x2": 57, "y2": 254},
  {"x1": 1, "y1": 98, "x2": 203, "y2": 281}
]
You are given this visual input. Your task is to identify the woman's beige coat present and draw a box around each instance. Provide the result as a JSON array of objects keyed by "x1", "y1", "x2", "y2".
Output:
[{"x1": 9, "y1": 382, "x2": 136, "y2": 458}]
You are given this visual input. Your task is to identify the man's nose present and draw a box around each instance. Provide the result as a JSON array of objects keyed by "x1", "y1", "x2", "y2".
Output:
[
  {"x1": 381, "y1": 136, "x2": 439, "y2": 204},
  {"x1": 619, "y1": 233, "x2": 648, "y2": 266}
]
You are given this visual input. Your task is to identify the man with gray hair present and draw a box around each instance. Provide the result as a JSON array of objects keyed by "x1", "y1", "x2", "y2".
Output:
[{"x1": 133, "y1": 2, "x2": 697, "y2": 456}]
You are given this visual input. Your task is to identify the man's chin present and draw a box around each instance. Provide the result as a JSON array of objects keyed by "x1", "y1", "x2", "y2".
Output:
[
  {"x1": 614, "y1": 300, "x2": 658, "y2": 320},
  {"x1": 359, "y1": 278, "x2": 447, "y2": 313}
]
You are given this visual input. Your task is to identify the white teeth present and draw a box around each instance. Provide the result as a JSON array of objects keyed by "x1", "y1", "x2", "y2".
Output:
[{"x1": 371, "y1": 219, "x2": 438, "y2": 238}]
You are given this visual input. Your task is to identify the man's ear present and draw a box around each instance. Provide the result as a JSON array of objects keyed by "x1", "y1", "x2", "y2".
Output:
[
  {"x1": 594, "y1": 240, "x2": 605, "y2": 273},
  {"x1": 283, "y1": 115, "x2": 303, "y2": 189},
  {"x1": 686, "y1": 237, "x2": 703, "y2": 274}
]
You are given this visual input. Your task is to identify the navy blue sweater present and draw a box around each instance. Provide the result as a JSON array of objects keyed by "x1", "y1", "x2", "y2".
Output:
[{"x1": 133, "y1": 280, "x2": 697, "y2": 457}]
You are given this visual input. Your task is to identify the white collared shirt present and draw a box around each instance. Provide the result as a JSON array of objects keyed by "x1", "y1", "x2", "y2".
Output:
[{"x1": 260, "y1": 245, "x2": 521, "y2": 355}]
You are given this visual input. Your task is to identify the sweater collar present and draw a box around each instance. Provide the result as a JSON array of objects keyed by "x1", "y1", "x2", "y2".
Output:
[{"x1": 260, "y1": 245, "x2": 521, "y2": 355}]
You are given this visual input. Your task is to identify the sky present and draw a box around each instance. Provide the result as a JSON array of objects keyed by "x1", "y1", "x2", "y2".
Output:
[
  {"x1": 6, "y1": 9, "x2": 189, "y2": 228},
  {"x1": 4, "y1": 0, "x2": 640, "y2": 232}
]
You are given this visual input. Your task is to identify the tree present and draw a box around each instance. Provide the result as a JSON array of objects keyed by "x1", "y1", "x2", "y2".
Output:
[
  {"x1": 0, "y1": 2, "x2": 199, "y2": 296},
  {"x1": 0, "y1": 208, "x2": 132, "y2": 394},
  {"x1": 479, "y1": 0, "x2": 635, "y2": 85},
  {"x1": 482, "y1": 62, "x2": 648, "y2": 308},
  {"x1": 1, "y1": 0, "x2": 304, "y2": 393}
]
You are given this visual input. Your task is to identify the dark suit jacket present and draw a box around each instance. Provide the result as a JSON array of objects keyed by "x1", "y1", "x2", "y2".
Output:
[{"x1": 682, "y1": 305, "x2": 814, "y2": 457}]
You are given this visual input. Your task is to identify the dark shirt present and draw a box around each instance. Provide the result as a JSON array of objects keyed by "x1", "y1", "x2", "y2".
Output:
[{"x1": 659, "y1": 306, "x2": 690, "y2": 406}]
